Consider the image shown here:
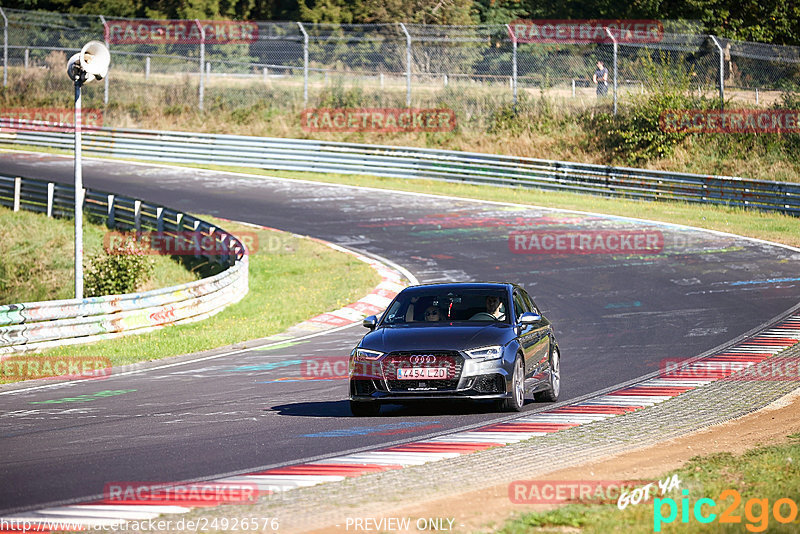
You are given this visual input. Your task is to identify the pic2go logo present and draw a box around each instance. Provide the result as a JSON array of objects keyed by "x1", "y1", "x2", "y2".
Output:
[{"x1": 654, "y1": 489, "x2": 799, "y2": 532}]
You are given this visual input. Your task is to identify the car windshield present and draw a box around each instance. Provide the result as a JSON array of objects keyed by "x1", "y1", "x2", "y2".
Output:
[{"x1": 381, "y1": 288, "x2": 509, "y2": 325}]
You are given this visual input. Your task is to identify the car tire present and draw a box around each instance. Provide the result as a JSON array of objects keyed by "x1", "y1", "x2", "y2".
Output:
[
  {"x1": 500, "y1": 355, "x2": 525, "y2": 412},
  {"x1": 534, "y1": 346, "x2": 560, "y2": 402},
  {"x1": 350, "y1": 400, "x2": 381, "y2": 417}
]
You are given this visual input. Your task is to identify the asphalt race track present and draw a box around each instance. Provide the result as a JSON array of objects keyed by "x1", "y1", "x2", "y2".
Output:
[{"x1": 1, "y1": 151, "x2": 799, "y2": 515}]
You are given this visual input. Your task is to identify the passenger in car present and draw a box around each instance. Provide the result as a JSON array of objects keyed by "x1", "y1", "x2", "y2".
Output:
[{"x1": 424, "y1": 305, "x2": 442, "y2": 322}]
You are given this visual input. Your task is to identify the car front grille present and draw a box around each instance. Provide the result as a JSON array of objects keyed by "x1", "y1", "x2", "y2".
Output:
[{"x1": 382, "y1": 351, "x2": 463, "y2": 392}]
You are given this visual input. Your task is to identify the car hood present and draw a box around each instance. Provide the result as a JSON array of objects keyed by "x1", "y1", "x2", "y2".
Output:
[{"x1": 361, "y1": 323, "x2": 513, "y2": 353}]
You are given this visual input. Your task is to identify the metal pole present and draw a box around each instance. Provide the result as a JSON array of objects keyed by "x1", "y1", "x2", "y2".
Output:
[
  {"x1": 506, "y1": 24, "x2": 517, "y2": 105},
  {"x1": 297, "y1": 22, "x2": 309, "y2": 105},
  {"x1": 604, "y1": 27, "x2": 618, "y2": 115},
  {"x1": 99, "y1": 16, "x2": 109, "y2": 105},
  {"x1": 195, "y1": 19, "x2": 205, "y2": 111},
  {"x1": 399, "y1": 23, "x2": 411, "y2": 107},
  {"x1": 710, "y1": 36, "x2": 724, "y2": 109},
  {"x1": 74, "y1": 79, "x2": 84, "y2": 299},
  {"x1": 1, "y1": 8, "x2": 8, "y2": 87},
  {"x1": 709, "y1": 35, "x2": 725, "y2": 109}
]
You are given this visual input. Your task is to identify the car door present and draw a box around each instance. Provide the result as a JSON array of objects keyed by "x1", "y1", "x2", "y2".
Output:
[
  {"x1": 512, "y1": 290, "x2": 538, "y2": 379},
  {"x1": 523, "y1": 290, "x2": 552, "y2": 375},
  {"x1": 516, "y1": 289, "x2": 550, "y2": 379}
]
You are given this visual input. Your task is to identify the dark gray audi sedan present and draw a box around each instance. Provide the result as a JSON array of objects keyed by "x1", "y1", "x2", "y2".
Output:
[{"x1": 349, "y1": 282, "x2": 560, "y2": 416}]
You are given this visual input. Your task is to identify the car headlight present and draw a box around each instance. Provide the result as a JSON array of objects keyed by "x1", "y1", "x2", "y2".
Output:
[
  {"x1": 465, "y1": 345, "x2": 503, "y2": 361},
  {"x1": 354, "y1": 348, "x2": 384, "y2": 361}
]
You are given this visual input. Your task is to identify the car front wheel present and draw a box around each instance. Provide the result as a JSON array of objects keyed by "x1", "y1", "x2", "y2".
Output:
[{"x1": 500, "y1": 355, "x2": 525, "y2": 412}]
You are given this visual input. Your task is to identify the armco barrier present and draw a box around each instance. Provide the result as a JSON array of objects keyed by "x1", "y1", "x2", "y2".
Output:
[
  {"x1": 1, "y1": 122, "x2": 799, "y2": 215},
  {"x1": 0, "y1": 175, "x2": 248, "y2": 353}
]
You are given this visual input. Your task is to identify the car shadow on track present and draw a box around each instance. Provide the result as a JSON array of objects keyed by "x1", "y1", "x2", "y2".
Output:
[{"x1": 267, "y1": 400, "x2": 505, "y2": 417}]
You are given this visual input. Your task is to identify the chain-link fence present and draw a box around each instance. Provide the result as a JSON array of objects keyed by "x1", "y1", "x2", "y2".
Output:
[{"x1": 1, "y1": 7, "x2": 799, "y2": 124}]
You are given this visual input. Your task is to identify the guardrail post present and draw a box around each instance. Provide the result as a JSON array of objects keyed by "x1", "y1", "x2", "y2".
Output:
[
  {"x1": 506, "y1": 24, "x2": 517, "y2": 106},
  {"x1": 107, "y1": 194, "x2": 115, "y2": 227},
  {"x1": 710, "y1": 36, "x2": 725, "y2": 109},
  {"x1": 604, "y1": 27, "x2": 618, "y2": 115},
  {"x1": 195, "y1": 19, "x2": 205, "y2": 111},
  {"x1": 145, "y1": 56, "x2": 150, "y2": 79},
  {"x1": 134, "y1": 199, "x2": 141, "y2": 232},
  {"x1": 99, "y1": 15, "x2": 110, "y2": 106},
  {"x1": 297, "y1": 22, "x2": 309, "y2": 106},
  {"x1": 156, "y1": 206, "x2": 164, "y2": 232},
  {"x1": 1, "y1": 7, "x2": 8, "y2": 87},
  {"x1": 47, "y1": 182, "x2": 54, "y2": 217},
  {"x1": 176, "y1": 212, "x2": 183, "y2": 232},
  {"x1": 399, "y1": 23, "x2": 412, "y2": 107},
  {"x1": 13, "y1": 176, "x2": 21, "y2": 211}
]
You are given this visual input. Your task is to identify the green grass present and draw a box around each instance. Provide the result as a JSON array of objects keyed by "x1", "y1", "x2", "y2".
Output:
[
  {"x1": 15, "y1": 217, "x2": 380, "y2": 371},
  {"x1": 0, "y1": 205, "x2": 196, "y2": 303},
  {"x1": 498, "y1": 434, "x2": 800, "y2": 533}
]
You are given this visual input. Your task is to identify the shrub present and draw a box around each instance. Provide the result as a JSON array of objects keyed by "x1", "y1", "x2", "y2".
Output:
[{"x1": 84, "y1": 234, "x2": 154, "y2": 297}]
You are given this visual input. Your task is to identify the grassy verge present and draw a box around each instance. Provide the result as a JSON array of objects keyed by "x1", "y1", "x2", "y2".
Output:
[
  {"x1": 498, "y1": 433, "x2": 800, "y2": 533},
  {"x1": 6, "y1": 217, "x2": 380, "y2": 377},
  {"x1": 0, "y1": 205, "x2": 195, "y2": 303}
]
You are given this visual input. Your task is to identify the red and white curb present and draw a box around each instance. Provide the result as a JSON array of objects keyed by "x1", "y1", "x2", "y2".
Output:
[
  {"x1": 4, "y1": 315, "x2": 798, "y2": 530},
  {"x1": 296, "y1": 242, "x2": 407, "y2": 330}
]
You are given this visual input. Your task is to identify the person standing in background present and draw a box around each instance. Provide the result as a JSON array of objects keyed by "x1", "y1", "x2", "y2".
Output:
[{"x1": 593, "y1": 60, "x2": 609, "y2": 97}]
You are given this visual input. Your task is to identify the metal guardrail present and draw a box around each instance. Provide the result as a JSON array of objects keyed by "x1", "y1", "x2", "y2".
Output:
[
  {"x1": 1, "y1": 123, "x2": 798, "y2": 215},
  {"x1": 0, "y1": 174, "x2": 249, "y2": 353}
]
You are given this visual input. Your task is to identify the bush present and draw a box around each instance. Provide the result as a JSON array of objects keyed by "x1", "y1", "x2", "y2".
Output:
[
  {"x1": 584, "y1": 92, "x2": 713, "y2": 165},
  {"x1": 84, "y1": 235, "x2": 154, "y2": 297}
]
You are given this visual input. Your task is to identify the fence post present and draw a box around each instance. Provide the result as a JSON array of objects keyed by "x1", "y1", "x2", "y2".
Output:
[
  {"x1": 399, "y1": 23, "x2": 411, "y2": 107},
  {"x1": 13, "y1": 176, "x2": 21, "y2": 212},
  {"x1": 107, "y1": 193, "x2": 115, "y2": 227},
  {"x1": 99, "y1": 15, "x2": 109, "y2": 105},
  {"x1": 297, "y1": 22, "x2": 309, "y2": 106},
  {"x1": 506, "y1": 24, "x2": 518, "y2": 105},
  {"x1": 145, "y1": 56, "x2": 150, "y2": 79},
  {"x1": 195, "y1": 19, "x2": 205, "y2": 111},
  {"x1": 710, "y1": 36, "x2": 724, "y2": 109},
  {"x1": 47, "y1": 182, "x2": 55, "y2": 217},
  {"x1": 134, "y1": 199, "x2": 141, "y2": 233},
  {"x1": 604, "y1": 27, "x2": 618, "y2": 115},
  {"x1": 1, "y1": 7, "x2": 8, "y2": 87}
]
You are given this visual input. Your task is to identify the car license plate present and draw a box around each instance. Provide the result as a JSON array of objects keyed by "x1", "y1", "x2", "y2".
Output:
[{"x1": 397, "y1": 367, "x2": 448, "y2": 380}]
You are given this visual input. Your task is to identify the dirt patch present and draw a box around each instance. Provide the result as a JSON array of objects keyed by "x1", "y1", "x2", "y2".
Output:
[{"x1": 308, "y1": 387, "x2": 800, "y2": 533}]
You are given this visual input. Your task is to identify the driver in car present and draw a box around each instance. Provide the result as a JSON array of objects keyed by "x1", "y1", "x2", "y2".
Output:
[{"x1": 471, "y1": 295, "x2": 505, "y2": 320}]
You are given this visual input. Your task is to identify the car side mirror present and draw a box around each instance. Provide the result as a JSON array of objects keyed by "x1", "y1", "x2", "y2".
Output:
[
  {"x1": 363, "y1": 315, "x2": 378, "y2": 330},
  {"x1": 519, "y1": 312, "x2": 542, "y2": 325}
]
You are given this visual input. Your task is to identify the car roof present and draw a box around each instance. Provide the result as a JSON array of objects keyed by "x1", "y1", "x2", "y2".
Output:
[{"x1": 400, "y1": 282, "x2": 515, "y2": 292}]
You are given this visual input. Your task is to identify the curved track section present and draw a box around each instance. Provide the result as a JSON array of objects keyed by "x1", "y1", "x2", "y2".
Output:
[{"x1": 1, "y1": 152, "x2": 799, "y2": 515}]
